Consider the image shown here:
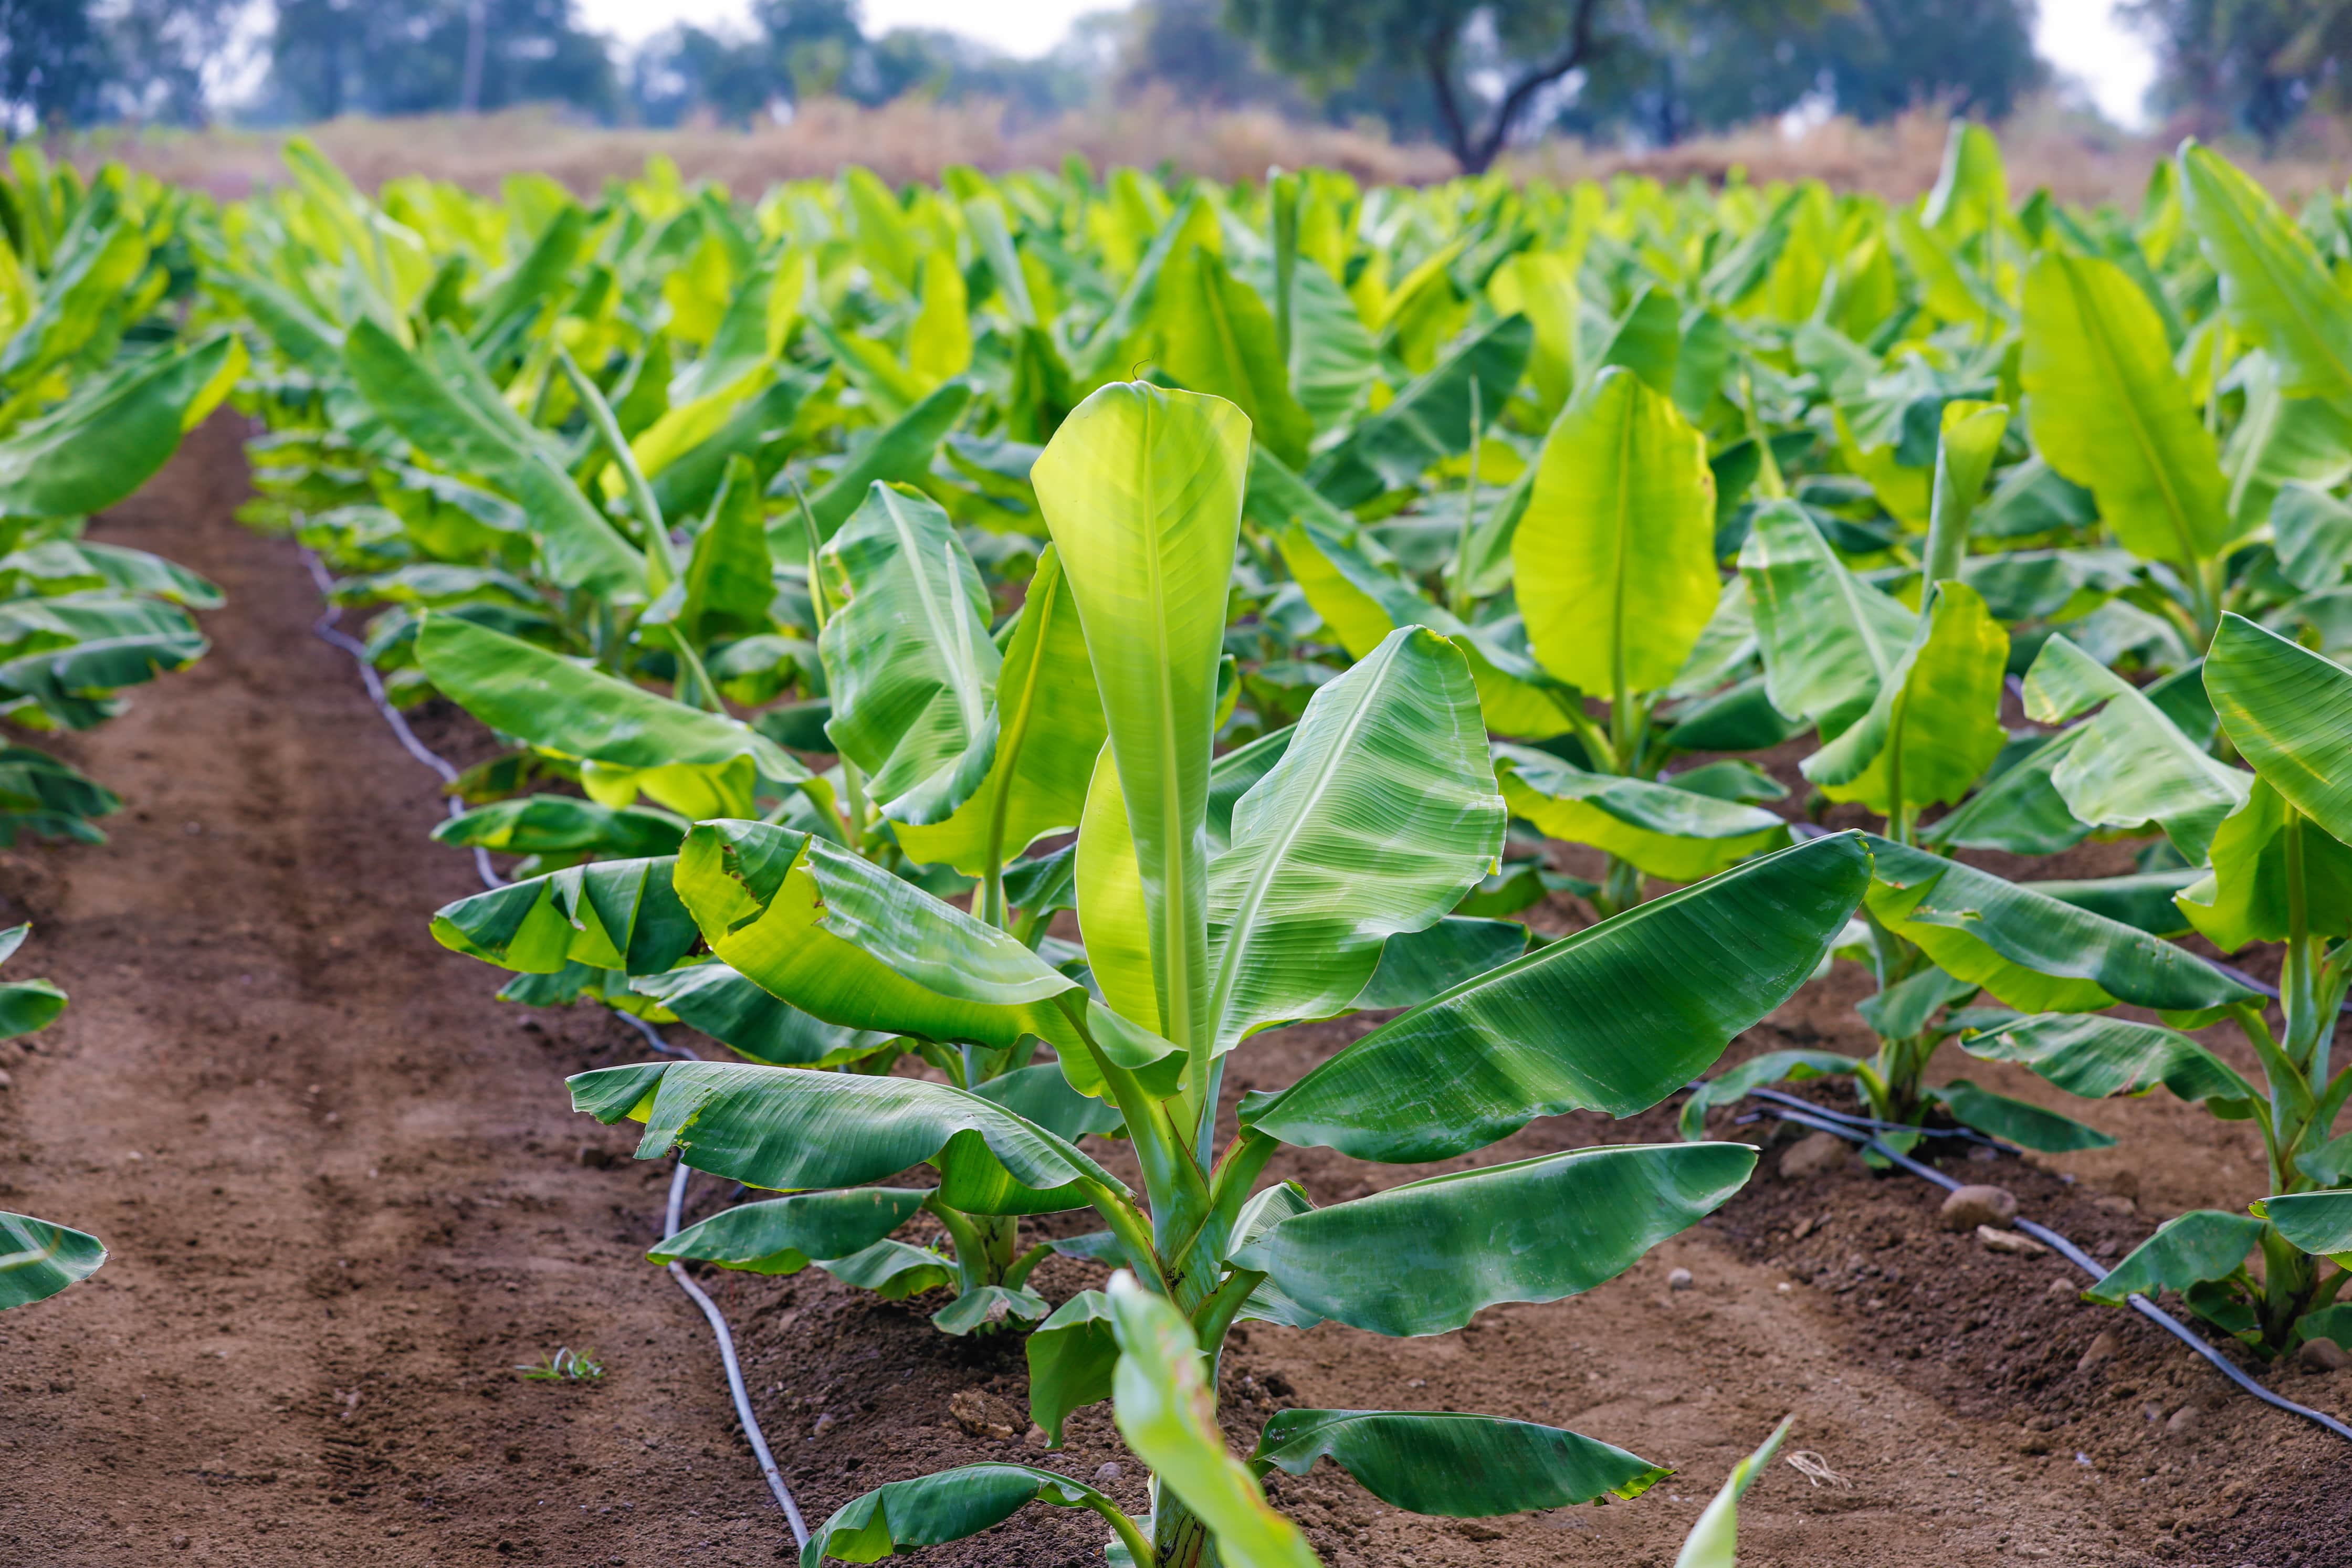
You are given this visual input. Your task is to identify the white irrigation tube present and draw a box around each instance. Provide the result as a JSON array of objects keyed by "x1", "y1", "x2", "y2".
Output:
[
  {"x1": 1742, "y1": 1091, "x2": 2352, "y2": 1445},
  {"x1": 302, "y1": 552, "x2": 811, "y2": 1546}
]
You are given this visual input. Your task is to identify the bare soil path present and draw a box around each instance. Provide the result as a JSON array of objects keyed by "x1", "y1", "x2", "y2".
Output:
[{"x1": 0, "y1": 414, "x2": 789, "y2": 1567}]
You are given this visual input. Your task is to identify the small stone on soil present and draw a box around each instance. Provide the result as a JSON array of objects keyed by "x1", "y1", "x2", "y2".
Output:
[
  {"x1": 1095, "y1": 1462, "x2": 1122, "y2": 1482},
  {"x1": 2166, "y1": 1405, "x2": 2200, "y2": 1436},
  {"x1": 1779, "y1": 1131, "x2": 1850, "y2": 1180},
  {"x1": 1976, "y1": 1224, "x2": 2046, "y2": 1256},
  {"x1": 2077, "y1": 1331, "x2": 2120, "y2": 1373},
  {"x1": 2299, "y1": 1338, "x2": 2350, "y2": 1371},
  {"x1": 1940, "y1": 1184, "x2": 2019, "y2": 1230},
  {"x1": 1667, "y1": 1267, "x2": 1693, "y2": 1291}
]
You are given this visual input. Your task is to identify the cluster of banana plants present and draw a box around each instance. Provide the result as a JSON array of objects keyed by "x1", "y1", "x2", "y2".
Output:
[
  {"x1": 182, "y1": 119, "x2": 2352, "y2": 1542},
  {"x1": 567, "y1": 384, "x2": 1866, "y2": 1563},
  {"x1": 2, "y1": 150, "x2": 239, "y2": 847}
]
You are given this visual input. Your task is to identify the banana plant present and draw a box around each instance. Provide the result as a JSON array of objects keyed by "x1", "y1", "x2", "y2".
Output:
[
  {"x1": 794, "y1": 1269, "x2": 1796, "y2": 1567},
  {"x1": 1968, "y1": 616, "x2": 2352, "y2": 1356},
  {"x1": 569, "y1": 383, "x2": 1870, "y2": 1563},
  {"x1": 0, "y1": 925, "x2": 104, "y2": 1310}
]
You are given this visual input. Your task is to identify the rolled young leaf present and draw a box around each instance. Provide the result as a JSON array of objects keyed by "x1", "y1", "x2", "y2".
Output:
[
  {"x1": 1251, "y1": 1409, "x2": 1666, "y2": 1516},
  {"x1": 1515, "y1": 366, "x2": 1719, "y2": 701},
  {"x1": 1242, "y1": 833, "x2": 1870, "y2": 1162},
  {"x1": 567, "y1": 1058, "x2": 1125, "y2": 1215},
  {"x1": 649, "y1": 1187, "x2": 930, "y2": 1274},
  {"x1": 1034, "y1": 382, "x2": 1250, "y2": 1055},
  {"x1": 1674, "y1": 1417, "x2": 1792, "y2": 1568},
  {"x1": 1105, "y1": 1274, "x2": 1322, "y2": 1568},
  {"x1": 1228, "y1": 1142, "x2": 1756, "y2": 1337}
]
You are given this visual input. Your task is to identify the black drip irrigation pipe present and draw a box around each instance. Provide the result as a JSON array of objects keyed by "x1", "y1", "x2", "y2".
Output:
[
  {"x1": 1736, "y1": 1086, "x2": 2352, "y2": 1445},
  {"x1": 302, "y1": 552, "x2": 811, "y2": 1546}
]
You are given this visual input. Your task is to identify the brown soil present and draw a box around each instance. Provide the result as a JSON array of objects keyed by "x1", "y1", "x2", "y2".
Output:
[{"x1": 2, "y1": 414, "x2": 2343, "y2": 1567}]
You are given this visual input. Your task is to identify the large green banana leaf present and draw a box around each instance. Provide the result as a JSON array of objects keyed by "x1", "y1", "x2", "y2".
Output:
[
  {"x1": 415, "y1": 615, "x2": 803, "y2": 816},
  {"x1": 798, "y1": 379, "x2": 974, "y2": 544},
  {"x1": 2204, "y1": 613, "x2": 2352, "y2": 845},
  {"x1": 2175, "y1": 777, "x2": 2352, "y2": 949},
  {"x1": 2178, "y1": 143, "x2": 2352, "y2": 412},
  {"x1": 2022, "y1": 634, "x2": 2248, "y2": 862},
  {"x1": 673, "y1": 818, "x2": 1096, "y2": 1060},
  {"x1": 798, "y1": 1464, "x2": 1135, "y2": 1568},
  {"x1": 1240, "y1": 833, "x2": 1870, "y2": 1161},
  {"x1": 2260, "y1": 1193, "x2": 2352, "y2": 1261},
  {"x1": 1034, "y1": 382, "x2": 1249, "y2": 1054},
  {"x1": 818, "y1": 481, "x2": 999, "y2": 808},
  {"x1": 1228, "y1": 1142, "x2": 1754, "y2": 1336},
  {"x1": 1305, "y1": 314, "x2": 1531, "y2": 509},
  {"x1": 430, "y1": 796, "x2": 687, "y2": 860},
  {"x1": 1738, "y1": 499, "x2": 1914, "y2": 734},
  {"x1": 344, "y1": 320, "x2": 645, "y2": 597},
  {"x1": 2020, "y1": 250, "x2": 2229, "y2": 566},
  {"x1": 1494, "y1": 744, "x2": 1787, "y2": 882},
  {"x1": 1259, "y1": 456, "x2": 1567, "y2": 737},
  {"x1": 649, "y1": 1186, "x2": 929, "y2": 1273},
  {"x1": 1351, "y1": 916, "x2": 1528, "y2": 1011},
  {"x1": 0, "y1": 331, "x2": 242, "y2": 519},
  {"x1": 1156, "y1": 246, "x2": 1312, "y2": 468},
  {"x1": 0, "y1": 923, "x2": 67, "y2": 1037},
  {"x1": 650, "y1": 370, "x2": 816, "y2": 522},
  {"x1": 1203, "y1": 625, "x2": 1503, "y2": 1056},
  {"x1": 0, "y1": 1211, "x2": 105, "y2": 1310},
  {"x1": 891, "y1": 544, "x2": 1106, "y2": 873},
  {"x1": 0, "y1": 539, "x2": 222, "y2": 607},
  {"x1": 1802, "y1": 581, "x2": 2008, "y2": 814},
  {"x1": 627, "y1": 962, "x2": 895, "y2": 1066},
  {"x1": 1106, "y1": 1276, "x2": 1321, "y2": 1568},
  {"x1": 1288, "y1": 255, "x2": 1379, "y2": 432},
  {"x1": 1027, "y1": 1290, "x2": 1119, "y2": 1447},
  {"x1": 0, "y1": 594, "x2": 207, "y2": 727},
  {"x1": 1959, "y1": 1013, "x2": 2260, "y2": 1117},
  {"x1": 2272, "y1": 484, "x2": 2352, "y2": 594},
  {"x1": 571, "y1": 1058, "x2": 1123, "y2": 1215},
  {"x1": 1515, "y1": 366, "x2": 1718, "y2": 700},
  {"x1": 430, "y1": 855, "x2": 697, "y2": 976},
  {"x1": 1251, "y1": 1408, "x2": 1665, "y2": 1516},
  {"x1": 2082, "y1": 1209, "x2": 2266, "y2": 1308},
  {"x1": 1917, "y1": 727, "x2": 2091, "y2": 855},
  {"x1": 1862, "y1": 835, "x2": 2256, "y2": 1016}
]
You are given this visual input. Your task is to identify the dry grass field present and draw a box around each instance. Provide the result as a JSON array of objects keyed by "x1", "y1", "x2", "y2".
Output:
[{"x1": 59, "y1": 91, "x2": 2351, "y2": 204}]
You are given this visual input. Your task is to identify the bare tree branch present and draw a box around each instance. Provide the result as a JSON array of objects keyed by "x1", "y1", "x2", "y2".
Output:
[
  {"x1": 1460, "y1": 0, "x2": 1606, "y2": 173},
  {"x1": 1422, "y1": 22, "x2": 1474, "y2": 170}
]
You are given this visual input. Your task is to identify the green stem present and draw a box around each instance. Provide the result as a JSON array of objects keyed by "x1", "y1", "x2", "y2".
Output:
[
  {"x1": 794, "y1": 478, "x2": 871, "y2": 851},
  {"x1": 922, "y1": 1196, "x2": 989, "y2": 1295},
  {"x1": 1152, "y1": 1491, "x2": 1217, "y2": 1568},
  {"x1": 555, "y1": 345, "x2": 678, "y2": 581},
  {"x1": 2285, "y1": 806, "x2": 2318, "y2": 1069},
  {"x1": 1094, "y1": 1497, "x2": 1159, "y2": 1568},
  {"x1": 1002, "y1": 1241, "x2": 1055, "y2": 1291},
  {"x1": 1740, "y1": 370, "x2": 1787, "y2": 500},
  {"x1": 1447, "y1": 377, "x2": 1482, "y2": 619}
]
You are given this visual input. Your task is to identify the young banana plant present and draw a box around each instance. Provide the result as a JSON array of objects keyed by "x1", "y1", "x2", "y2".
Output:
[
  {"x1": 568, "y1": 383, "x2": 1870, "y2": 1564},
  {"x1": 0, "y1": 925, "x2": 104, "y2": 1310},
  {"x1": 1971, "y1": 616, "x2": 2352, "y2": 1356}
]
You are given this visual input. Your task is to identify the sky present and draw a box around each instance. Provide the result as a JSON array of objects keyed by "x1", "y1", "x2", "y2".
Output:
[{"x1": 579, "y1": 0, "x2": 2163, "y2": 129}]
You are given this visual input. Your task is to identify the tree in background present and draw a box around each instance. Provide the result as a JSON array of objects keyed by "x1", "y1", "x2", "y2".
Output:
[
  {"x1": 1225, "y1": 0, "x2": 1836, "y2": 172},
  {"x1": 1562, "y1": 0, "x2": 2046, "y2": 147},
  {"x1": 2125, "y1": 0, "x2": 2352, "y2": 149},
  {"x1": 265, "y1": 0, "x2": 616, "y2": 123},
  {"x1": 1, "y1": 0, "x2": 110, "y2": 133}
]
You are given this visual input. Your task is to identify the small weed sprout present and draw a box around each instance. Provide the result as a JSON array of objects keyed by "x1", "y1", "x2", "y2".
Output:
[{"x1": 516, "y1": 1346, "x2": 604, "y2": 1382}]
